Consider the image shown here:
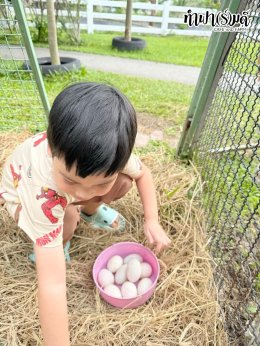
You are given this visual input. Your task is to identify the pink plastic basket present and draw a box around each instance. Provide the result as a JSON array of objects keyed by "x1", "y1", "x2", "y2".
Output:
[{"x1": 93, "y1": 242, "x2": 160, "y2": 308}]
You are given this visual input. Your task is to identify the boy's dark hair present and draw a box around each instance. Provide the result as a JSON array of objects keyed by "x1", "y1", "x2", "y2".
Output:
[{"x1": 47, "y1": 82, "x2": 137, "y2": 177}]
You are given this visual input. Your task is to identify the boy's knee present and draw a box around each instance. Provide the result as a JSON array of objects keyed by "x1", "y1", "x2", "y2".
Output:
[
  {"x1": 63, "y1": 205, "x2": 80, "y2": 240},
  {"x1": 102, "y1": 174, "x2": 133, "y2": 204},
  {"x1": 120, "y1": 174, "x2": 133, "y2": 193}
]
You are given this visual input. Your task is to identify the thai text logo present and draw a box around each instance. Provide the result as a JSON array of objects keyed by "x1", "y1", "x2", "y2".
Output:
[{"x1": 184, "y1": 9, "x2": 252, "y2": 32}]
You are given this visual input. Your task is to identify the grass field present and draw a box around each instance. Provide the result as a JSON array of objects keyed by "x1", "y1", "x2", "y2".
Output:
[
  {"x1": 33, "y1": 32, "x2": 209, "y2": 67},
  {"x1": 0, "y1": 67, "x2": 194, "y2": 136}
]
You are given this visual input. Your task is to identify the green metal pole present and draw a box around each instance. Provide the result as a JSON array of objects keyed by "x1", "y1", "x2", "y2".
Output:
[
  {"x1": 12, "y1": 0, "x2": 50, "y2": 119},
  {"x1": 177, "y1": 0, "x2": 246, "y2": 159}
]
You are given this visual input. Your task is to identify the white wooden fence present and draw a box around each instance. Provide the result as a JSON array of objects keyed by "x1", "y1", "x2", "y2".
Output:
[
  {"x1": 86, "y1": 0, "x2": 213, "y2": 36},
  {"x1": 25, "y1": 0, "x2": 214, "y2": 37}
]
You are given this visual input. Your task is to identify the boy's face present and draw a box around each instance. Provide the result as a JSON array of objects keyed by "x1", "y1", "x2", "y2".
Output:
[{"x1": 52, "y1": 156, "x2": 118, "y2": 202}]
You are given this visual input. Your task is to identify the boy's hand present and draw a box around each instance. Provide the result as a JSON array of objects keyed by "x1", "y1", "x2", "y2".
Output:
[{"x1": 144, "y1": 220, "x2": 171, "y2": 254}]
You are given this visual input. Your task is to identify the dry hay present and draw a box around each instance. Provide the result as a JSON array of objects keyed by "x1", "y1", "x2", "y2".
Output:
[{"x1": 0, "y1": 132, "x2": 229, "y2": 346}]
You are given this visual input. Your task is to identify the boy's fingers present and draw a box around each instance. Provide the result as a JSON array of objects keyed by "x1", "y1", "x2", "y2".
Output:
[
  {"x1": 155, "y1": 239, "x2": 170, "y2": 254},
  {"x1": 165, "y1": 237, "x2": 171, "y2": 245},
  {"x1": 145, "y1": 229, "x2": 154, "y2": 244},
  {"x1": 155, "y1": 243, "x2": 163, "y2": 254}
]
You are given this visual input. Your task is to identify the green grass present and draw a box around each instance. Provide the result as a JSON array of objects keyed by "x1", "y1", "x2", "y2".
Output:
[
  {"x1": 204, "y1": 155, "x2": 259, "y2": 221},
  {"x1": 34, "y1": 32, "x2": 209, "y2": 67},
  {"x1": 44, "y1": 67, "x2": 193, "y2": 119},
  {"x1": 226, "y1": 38, "x2": 260, "y2": 75},
  {"x1": 0, "y1": 67, "x2": 194, "y2": 133}
]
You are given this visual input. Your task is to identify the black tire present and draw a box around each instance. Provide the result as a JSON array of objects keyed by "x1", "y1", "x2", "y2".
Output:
[
  {"x1": 23, "y1": 57, "x2": 81, "y2": 75},
  {"x1": 112, "y1": 37, "x2": 146, "y2": 51}
]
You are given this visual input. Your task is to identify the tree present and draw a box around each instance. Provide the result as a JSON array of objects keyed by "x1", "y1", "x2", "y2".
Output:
[
  {"x1": 112, "y1": 0, "x2": 146, "y2": 51},
  {"x1": 23, "y1": 0, "x2": 81, "y2": 74},
  {"x1": 124, "y1": 0, "x2": 132, "y2": 42},
  {"x1": 46, "y1": 0, "x2": 60, "y2": 65}
]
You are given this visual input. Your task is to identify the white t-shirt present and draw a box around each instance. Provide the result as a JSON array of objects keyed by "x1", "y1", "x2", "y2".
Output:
[{"x1": 0, "y1": 132, "x2": 141, "y2": 248}]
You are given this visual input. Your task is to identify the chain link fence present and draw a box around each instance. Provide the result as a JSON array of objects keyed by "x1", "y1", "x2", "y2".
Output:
[
  {"x1": 190, "y1": 1, "x2": 259, "y2": 345},
  {"x1": 0, "y1": 0, "x2": 47, "y2": 132}
]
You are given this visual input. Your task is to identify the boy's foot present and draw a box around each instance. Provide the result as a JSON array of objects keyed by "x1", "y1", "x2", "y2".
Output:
[
  {"x1": 28, "y1": 241, "x2": 71, "y2": 263},
  {"x1": 80, "y1": 204, "x2": 125, "y2": 232},
  {"x1": 63, "y1": 241, "x2": 71, "y2": 263}
]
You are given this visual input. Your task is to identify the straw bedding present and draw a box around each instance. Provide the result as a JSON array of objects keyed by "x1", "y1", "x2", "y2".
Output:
[{"x1": 0, "y1": 132, "x2": 228, "y2": 346}]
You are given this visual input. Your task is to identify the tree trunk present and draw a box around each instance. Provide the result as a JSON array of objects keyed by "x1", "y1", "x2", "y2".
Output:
[
  {"x1": 149, "y1": 0, "x2": 156, "y2": 26},
  {"x1": 124, "y1": 0, "x2": 132, "y2": 42},
  {"x1": 47, "y1": 0, "x2": 60, "y2": 65}
]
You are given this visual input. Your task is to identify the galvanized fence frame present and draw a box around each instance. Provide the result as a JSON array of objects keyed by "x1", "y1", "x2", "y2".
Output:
[
  {"x1": 177, "y1": 0, "x2": 246, "y2": 159},
  {"x1": 0, "y1": 0, "x2": 49, "y2": 131},
  {"x1": 178, "y1": 0, "x2": 260, "y2": 344}
]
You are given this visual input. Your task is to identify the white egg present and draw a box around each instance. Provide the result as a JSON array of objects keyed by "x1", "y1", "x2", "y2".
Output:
[
  {"x1": 121, "y1": 281, "x2": 137, "y2": 298},
  {"x1": 107, "y1": 255, "x2": 123, "y2": 273},
  {"x1": 115, "y1": 264, "x2": 127, "y2": 285},
  {"x1": 124, "y1": 253, "x2": 143, "y2": 264},
  {"x1": 104, "y1": 284, "x2": 122, "y2": 298},
  {"x1": 126, "y1": 258, "x2": 142, "y2": 283},
  {"x1": 137, "y1": 278, "x2": 153, "y2": 295},
  {"x1": 98, "y1": 268, "x2": 114, "y2": 288},
  {"x1": 140, "y1": 262, "x2": 153, "y2": 278}
]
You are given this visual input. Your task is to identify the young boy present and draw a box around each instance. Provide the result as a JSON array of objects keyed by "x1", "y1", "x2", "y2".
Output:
[{"x1": 0, "y1": 82, "x2": 171, "y2": 345}]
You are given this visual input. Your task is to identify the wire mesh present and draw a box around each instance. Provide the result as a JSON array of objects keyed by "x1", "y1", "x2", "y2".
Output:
[
  {"x1": 0, "y1": 0, "x2": 46, "y2": 132},
  {"x1": 194, "y1": 1, "x2": 260, "y2": 344}
]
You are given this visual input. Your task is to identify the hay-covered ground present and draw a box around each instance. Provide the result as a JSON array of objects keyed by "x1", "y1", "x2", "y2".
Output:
[{"x1": 0, "y1": 132, "x2": 228, "y2": 346}]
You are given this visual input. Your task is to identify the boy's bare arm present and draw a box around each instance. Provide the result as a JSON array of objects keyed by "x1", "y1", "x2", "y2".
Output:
[
  {"x1": 35, "y1": 244, "x2": 70, "y2": 346},
  {"x1": 135, "y1": 162, "x2": 171, "y2": 253},
  {"x1": 135, "y1": 163, "x2": 159, "y2": 222}
]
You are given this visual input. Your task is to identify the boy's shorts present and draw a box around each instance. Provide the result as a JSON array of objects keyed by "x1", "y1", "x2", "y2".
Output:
[{"x1": 1, "y1": 198, "x2": 22, "y2": 224}]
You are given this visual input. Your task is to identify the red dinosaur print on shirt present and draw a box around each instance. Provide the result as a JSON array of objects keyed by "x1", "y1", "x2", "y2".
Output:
[
  {"x1": 10, "y1": 164, "x2": 22, "y2": 188},
  {"x1": 36, "y1": 187, "x2": 67, "y2": 224},
  {"x1": 33, "y1": 132, "x2": 47, "y2": 147}
]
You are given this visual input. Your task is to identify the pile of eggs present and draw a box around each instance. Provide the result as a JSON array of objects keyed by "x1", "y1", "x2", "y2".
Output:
[{"x1": 97, "y1": 253, "x2": 153, "y2": 299}]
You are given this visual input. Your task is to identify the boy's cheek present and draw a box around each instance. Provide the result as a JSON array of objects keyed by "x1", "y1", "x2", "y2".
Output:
[{"x1": 55, "y1": 180, "x2": 70, "y2": 194}]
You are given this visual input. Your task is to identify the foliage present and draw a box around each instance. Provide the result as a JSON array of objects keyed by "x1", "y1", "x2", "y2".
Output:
[
  {"x1": 56, "y1": 0, "x2": 82, "y2": 44},
  {"x1": 172, "y1": 0, "x2": 221, "y2": 9},
  {"x1": 25, "y1": 0, "x2": 48, "y2": 43},
  {"x1": 25, "y1": 0, "x2": 82, "y2": 44}
]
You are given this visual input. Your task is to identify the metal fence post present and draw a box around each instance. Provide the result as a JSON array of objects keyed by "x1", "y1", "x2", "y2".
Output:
[
  {"x1": 177, "y1": 0, "x2": 248, "y2": 159},
  {"x1": 12, "y1": 0, "x2": 50, "y2": 119}
]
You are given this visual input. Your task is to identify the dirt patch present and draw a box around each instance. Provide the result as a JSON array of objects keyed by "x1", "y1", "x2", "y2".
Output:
[{"x1": 137, "y1": 112, "x2": 181, "y2": 148}]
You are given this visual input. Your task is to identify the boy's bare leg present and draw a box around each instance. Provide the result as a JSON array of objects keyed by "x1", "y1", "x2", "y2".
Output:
[
  {"x1": 63, "y1": 205, "x2": 80, "y2": 246},
  {"x1": 80, "y1": 174, "x2": 133, "y2": 229},
  {"x1": 80, "y1": 198, "x2": 103, "y2": 216}
]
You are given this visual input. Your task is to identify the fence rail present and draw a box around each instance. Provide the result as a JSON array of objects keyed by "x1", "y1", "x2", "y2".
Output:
[{"x1": 23, "y1": 0, "x2": 214, "y2": 36}]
